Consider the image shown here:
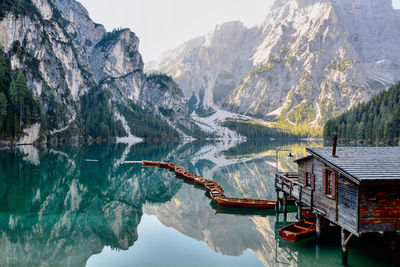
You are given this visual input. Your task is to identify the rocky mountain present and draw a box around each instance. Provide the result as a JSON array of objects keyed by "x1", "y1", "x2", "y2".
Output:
[
  {"x1": 148, "y1": 0, "x2": 400, "y2": 128},
  {"x1": 147, "y1": 21, "x2": 262, "y2": 116},
  {"x1": 0, "y1": 0, "x2": 196, "y2": 143}
]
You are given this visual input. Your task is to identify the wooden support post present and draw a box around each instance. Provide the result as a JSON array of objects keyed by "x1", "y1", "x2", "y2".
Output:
[
  {"x1": 310, "y1": 190, "x2": 314, "y2": 209},
  {"x1": 297, "y1": 202, "x2": 302, "y2": 220},
  {"x1": 299, "y1": 185, "x2": 302, "y2": 203},
  {"x1": 316, "y1": 214, "x2": 321, "y2": 238},
  {"x1": 283, "y1": 194, "x2": 288, "y2": 215},
  {"x1": 275, "y1": 190, "x2": 280, "y2": 212},
  {"x1": 341, "y1": 228, "x2": 352, "y2": 266}
]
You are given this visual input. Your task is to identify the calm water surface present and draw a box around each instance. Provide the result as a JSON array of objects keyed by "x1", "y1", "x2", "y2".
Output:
[{"x1": 0, "y1": 139, "x2": 399, "y2": 266}]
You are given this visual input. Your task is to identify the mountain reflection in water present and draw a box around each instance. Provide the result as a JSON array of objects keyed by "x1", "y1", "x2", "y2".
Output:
[{"x1": 0, "y1": 140, "x2": 398, "y2": 267}]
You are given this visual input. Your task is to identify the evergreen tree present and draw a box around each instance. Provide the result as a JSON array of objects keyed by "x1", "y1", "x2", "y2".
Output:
[
  {"x1": 0, "y1": 54, "x2": 10, "y2": 91},
  {"x1": 324, "y1": 82, "x2": 400, "y2": 143},
  {"x1": 9, "y1": 81, "x2": 18, "y2": 108},
  {"x1": 15, "y1": 72, "x2": 28, "y2": 126},
  {"x1": 0, "y1": 92, "x2": 7, "y2": 134},
  {"x1": 0, "y1": 92, "x2": 7, "y2": 117}
]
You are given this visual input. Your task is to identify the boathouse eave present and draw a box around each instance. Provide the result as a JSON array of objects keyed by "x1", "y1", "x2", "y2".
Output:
[
  {"x1": 293, "y1": 155, "x2": 312, "y2": 163},
  {"x1": 305, "y1": 148, "x2": 361, "y2": 185}
]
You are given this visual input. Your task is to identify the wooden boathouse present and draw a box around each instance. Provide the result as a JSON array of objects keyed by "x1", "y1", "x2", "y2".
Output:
[{"x1": 275, "y1": 139, "x2": 400, "y2": 265}]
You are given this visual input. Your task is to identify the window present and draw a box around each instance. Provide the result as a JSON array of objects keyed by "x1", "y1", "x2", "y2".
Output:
[
  {"x1": 305, "y1": 172, "x2": 311, "y2": 187},
  {"x1": 323, "y1": 169, "x2": 337, "y2": 198},
  {"x1": 326, "y1": 170, "x2": 333, "y2": 195}
]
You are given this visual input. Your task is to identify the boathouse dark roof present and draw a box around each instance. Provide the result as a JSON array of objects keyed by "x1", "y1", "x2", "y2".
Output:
[{"x1": 297, "y1": 147, "x2": 400, "y2": 184}]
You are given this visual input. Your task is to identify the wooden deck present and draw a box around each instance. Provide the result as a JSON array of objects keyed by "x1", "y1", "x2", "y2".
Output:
[
  {"x1": 275, "y1": 172, "x2": 313, "y2": 209},
  {"x1": 274, "y1": 172, "x2": 332, "y2": 220}
]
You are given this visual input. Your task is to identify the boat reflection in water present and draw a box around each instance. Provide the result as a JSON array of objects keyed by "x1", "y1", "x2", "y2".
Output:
[{"x1": 0, "y1": 140, "x2": 399, "y2": 267}]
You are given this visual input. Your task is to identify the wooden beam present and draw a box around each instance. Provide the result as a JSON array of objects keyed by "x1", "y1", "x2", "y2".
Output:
[
  {"x1": 297, "y1": 201, "x2": 302, "y2": 219},
  {"x1": 310, "y1": 190, "x2": 314, "y2": 210},
  {"x1": 299, "y1": 185, "x2": 303, "y2": 203},
  {"x1": 275, "y1": 190, "x2": 280, "y2": 212},
  {"x1": 316, "y1": 214, "x2": 321, "y2": 238},
  {"x1": 341, "y1": 228, "x2": 352, "y2": 266},
  {"x1": 283, "y1": 194, "x2": 288, "y2": 215}
]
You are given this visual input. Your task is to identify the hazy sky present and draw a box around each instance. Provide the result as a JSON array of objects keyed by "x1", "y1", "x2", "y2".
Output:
[
  {"x1": 78, "y1": 0, "x2": 274, "y2": 62},
  {"x1": 79, "y1": 0, "x2": 400, "y2": 63}
]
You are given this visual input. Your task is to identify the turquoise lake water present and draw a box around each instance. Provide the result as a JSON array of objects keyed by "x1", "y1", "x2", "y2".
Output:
[{"x1": 0, "y1": 140, "x2": 399, "y2": 266}]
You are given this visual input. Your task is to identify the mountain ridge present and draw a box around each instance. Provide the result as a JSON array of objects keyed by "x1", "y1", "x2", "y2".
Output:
[
  {"x1": 0, "y1": 0, "x2": 198, "y2": 143},
  {"x1": 148, "y1": 0, "x2": 400, "y2": 132}
]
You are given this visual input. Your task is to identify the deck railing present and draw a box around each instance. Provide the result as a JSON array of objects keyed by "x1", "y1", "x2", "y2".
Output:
[{"x1": 275, "y1": 172, "x2": 313, "y2": 207}]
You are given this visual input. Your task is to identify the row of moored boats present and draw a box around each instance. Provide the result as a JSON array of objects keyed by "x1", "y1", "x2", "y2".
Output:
[
  {"x1": 142, "y1": 160, "x2": 276, "y2": 209},
  {"x1": 132, "y1": 160, "x2": 324, "y2": 242}
]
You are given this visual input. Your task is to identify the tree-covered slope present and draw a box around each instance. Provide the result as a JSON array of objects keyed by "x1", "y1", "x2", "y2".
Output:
[
  {"x1": 0, "y1": 0, "x2": 195, "y2": 143},
  {"x1": 324, "y1": 83, "x2": 400, "y2": 143}
]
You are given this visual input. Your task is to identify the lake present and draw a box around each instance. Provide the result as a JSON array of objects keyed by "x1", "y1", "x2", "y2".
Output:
[{"x1": 0, "y1": 139, "x2": 399, "y2": 266}]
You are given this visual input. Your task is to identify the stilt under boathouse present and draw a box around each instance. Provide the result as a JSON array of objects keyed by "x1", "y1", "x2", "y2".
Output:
[{"x1": 275, "y1": 138, "x2": 400, "y2": 265}]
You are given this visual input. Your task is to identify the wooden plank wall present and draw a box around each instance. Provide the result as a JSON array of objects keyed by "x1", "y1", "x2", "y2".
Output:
[
  {"x1": 359, "y1": 184, "x2": 400, "y2": 233},
  {"x1": 298, "y1": 160, "x2": 336, "y2": 213},
  {"x1": 311, "y1": 159, "x2": 337, "y2": 222},
  {"x1": 299, "y1": 158, "x2": 359, "y2": 234},
  {"x1": 297, "y1": 161, "x2": 312, "y2": 205},
  {"x1": 337, "y1": 175, "x2": 358, "y2": 233}
]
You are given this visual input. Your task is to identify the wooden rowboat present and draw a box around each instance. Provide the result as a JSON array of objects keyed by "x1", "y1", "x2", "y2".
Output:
[
  {"x1": 174, "y1": 165, "x2": 185, "y2": 171},
  {"x1": 279, "y1": 197, "x2": 296, "y2": 206},
  {"x1": 159, "y1": 162, "x2": 170, "y2": 168},
  {"x1": 210, "y1": 189, "x2": 226, "y2": 201},
  {"x1": 182, "y1": 171, "x2": 196, "y2": 181},
  {"x1": 204, "y1": 181, "x2": 224, "y2": 193},
  {"x1": 175, "y1": 167, "x2": 186, "y2": 176},
  {"x1": 301, "y1": 208, "x2": 315, "y2": 219},
  {"x1": 278, "y1": 217, "x2": 317, "y2": 242},
  {"x1": 194, "y1": 176, "x2": 209, "y2": 185},
  {"x1": 175, "y1": 168, "x2": 196, "y2": 181},
  {"x1": 167, "y1": 163, "x2": 179, "y2": 171},
  {"x1": 143, "y1": 160, "x2": 160, "y2": 166},
  {"x1": 216, "y1": 197, "x2": 276, "y2": 209}
]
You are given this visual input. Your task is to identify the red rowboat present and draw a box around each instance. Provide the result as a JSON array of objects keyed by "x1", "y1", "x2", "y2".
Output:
[
  {"x1": 194, "y1": 176, "x2": 209, "y2": 185},
  {"x1": 278, "y1": 217, "x2": 317, "y2": 242},
  {"x1": 279, "y1": 197, "x2": 296, "y2": 206},
  {"x1": 142, "y1": 160, "x2": 160, "y2": 166},
  {"x1": 204, "y1": 181, "x2": 224, "y2": 193},
  {"x1": 167, "y1": 163, "x2": 177, "y2": 171},
  {"x1": 216, "y1": 197, "x2": 276, "y2": 209},
  {"x1": 301, "y1": 208, "x2": 315, "y2": 219},
  {"x1": 182, "y1": 171, "x2": 196, "y2": 181},
  {"x1": 159, "y1": 162, "x2": 170, "y2": 168},
  {"x1": 175, "y1": 167, "x2": 186, "y2": 176},
  {"x1": 210, "y1": 189, "x2": 226, "y2": 201}
]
